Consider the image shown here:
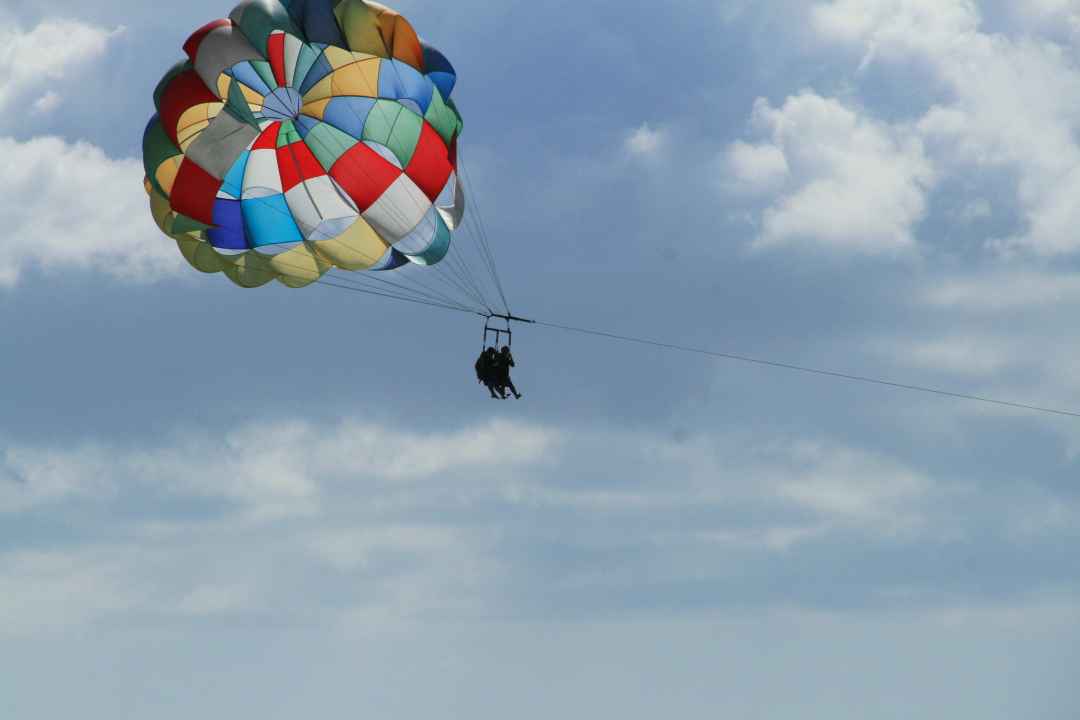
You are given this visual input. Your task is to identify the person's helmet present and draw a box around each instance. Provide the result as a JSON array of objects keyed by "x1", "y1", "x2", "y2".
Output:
[{"x1": 501, "y1": 346, "x2": 510, "y2": 353}]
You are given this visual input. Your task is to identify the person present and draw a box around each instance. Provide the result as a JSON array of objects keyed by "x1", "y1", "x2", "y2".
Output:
[
  {"x1": 475, "y1": 347, "x2": 504, "y2": 399},
  {"x1": 495, "y1": 345, "x2": 522, "y2": 399}
]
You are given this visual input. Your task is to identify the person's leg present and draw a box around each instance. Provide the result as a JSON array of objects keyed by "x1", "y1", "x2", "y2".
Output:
[{"x1": 506, "y1": 378, "x2": 521, "y2": 399}]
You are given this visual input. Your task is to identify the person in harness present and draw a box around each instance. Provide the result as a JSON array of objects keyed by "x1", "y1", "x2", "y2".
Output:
[
  {"x1": 475, "y1": 347, "x2": 504, "y2": 399},
  {"x1": 495, "y1": 345, "x2": 522, "y2": 400}
]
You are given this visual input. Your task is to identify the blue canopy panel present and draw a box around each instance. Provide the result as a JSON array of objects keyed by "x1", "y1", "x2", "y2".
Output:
[
  {"x1": 281, "y1": 0, "x2": 347, "y2": 47},
  {"x1": 209, "y1": 198, "x2": 247, "y2": 250},
  {"x1": 379, "y1": 59, "x2": 434, "y2": 115},
  {"x1": 298, "y1": 50, "x2": 334, "y2": 95},
  {"x1": 370, "y1": 247, "x2": 410, "y2": 272},
  {"x1": 421, "y1": 42, "x2": 456, "y2": 99},
  {"x1": 320, "y1": 96, "x2": 377, "y2": 139},
  {"x1": 291, "y1": 42, "x2": 322, "y2": 92},
  {"x1": 228, "y1": 62, "x2": 273, "y2": 96},
  {"x1": 241, "y1": 194, "x2": 304, "y2": 247},
  {"x1": 218, "y1": 151, "x2": 250, "y2": 199}
]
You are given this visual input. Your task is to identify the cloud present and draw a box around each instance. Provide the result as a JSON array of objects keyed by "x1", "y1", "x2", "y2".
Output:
[
  {"x1": 625, "y1": 123, "x2": 668, "y2": 157},
  {"x1": 0, "y1": 19, "x2": 123, "y2": 117},
  {"x1": 727, "y1": 93, "x2": 934, "y2": 254},
  {"x1": 810, "y1": 0, "x2": 980, "y2": 65},
  {"x1": 0, "y1": 136, "x2": 182, "y2": 286},
  {"x1": 920, "y1": 270, "x2": 1080, "y2": 312},
  {"x1": 863, "y1": 266, "x2": 1080, "y2": 442},
  {"x1": 0, "y1": 549, "x2": 145, "y2": 635},
  {"x1": 722, "y1": 1, "x2": 1080, "y2": 261},
  {"x1": 869, "y1": 334, "x2": 1019, "y2": 377},
  {"x1": 175, "y1": 584, "x2": 256, "y2": 617},
  {"x1": 2, "y1": 411, "x2": 1075, "y2": 636},
  {"x1": 0, "y1": 20, "x2": 178, "y2": 286},
  {"x1": 0, "y1": 414, "x2": 953, "y2": 634},
  {"x1": 769, "y1": 442, "x2": 933, "y2": 531},
  {"x1": 31, "y1": 91, "x2": 61, "y2": 115},
  {"x1": 0, "y1": 443, "x2": 114, "y2": 513},
  {"x1": 722, "y1": 140, "x2": 789, "y2": 195},
  {"x1": 2, "y1": 417, "x2": 560, "y2": 518},
  {"x1": 812, "y1": 0, "x2": 1080, "y2": 257},
  {"x1": 1010, "y1": 0, "x2": 1080, "y2": 39}
]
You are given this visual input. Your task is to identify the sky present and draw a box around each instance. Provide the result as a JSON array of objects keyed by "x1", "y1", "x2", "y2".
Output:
[{"x1": 1, "y1": 0, "x2": 1079, "y2": 717}]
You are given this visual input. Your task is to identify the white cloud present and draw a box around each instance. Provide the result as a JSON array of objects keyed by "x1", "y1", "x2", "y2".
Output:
[
  {"x1": 1, "y1": 417, "x2": 560, "y2": 519},
  {"x1": 728, "y1": 93, "x2": 934, "y2": 254},
  {"x1": 308, "y1": 526, "x2": 464, "y2": 572},
  {"x1": 696, "y1": 524, "x2": 830, "y2": 552},
  {"x1": 0, "y1": 549, "x2": 144, "y2": 635},
  {"x1": 0, "y1": 412, "x2": 1069, "y2": 636},
  {"x1": 0, "y1": 444, "x2": 114, "y2": 512},
  {"x1": 0, "y1": 19, "x2": 123, "y2": 117},
  {"x1": 0, "y1": 20, "x2": 181, "y2": 286},
  {"x1": 625, "y1": 123, "x2": 668, "y2": 157},
  {"x1": 723, "y1": 140, "x2": 789, "y2": 195},
  {"x1": 0, "y1": 136, "x2": 183, "y2": 286},
  {"x1": 767, "y1": 441, "x2": 933, "y2": 532},
  {"x1": 506, "y1": 428, "x2": 943, "y2": 536},
  {"x1": 869, "y1": 335, "x2": 1018, "y2": 377},
  {"x1": 921, "y1": 270, "x2": 1080, "y2": 312},
  {"x1": 175, "y1": 584, "x2": 256, "y2": 617},
  {"x1": 811, "y1": 0, "x2": 980, "y2": 66},
  {"x1": 812, "y1": 0, "x2": 1080, "y2": 257},
  {"x1": 724, "y1": 1, "x2": 1080, "y2": 260},
  {"x1": 1010, "y1": 0, "x2": 1080, "y2": 39},
  {"x1": 31, "y1": 91, "x2": 62, "y2": 115},
  {"x1": 868, "y1": 267, "x2": 1080, "y2": 438}
]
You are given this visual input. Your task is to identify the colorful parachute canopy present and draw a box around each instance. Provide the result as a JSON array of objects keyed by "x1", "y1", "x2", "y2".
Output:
[{"x1": 143, "y1": 0, "x2": 466, "y2": 288}]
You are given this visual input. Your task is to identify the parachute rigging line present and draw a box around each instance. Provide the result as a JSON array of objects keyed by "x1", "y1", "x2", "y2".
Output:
[
  {"x1": 532, "y1": 320, "x2": 1080, "y2": 420},
  {"x1": 211, "y1": 248, "x2": 486, "y2": 316},
  {"x1": 204, "y1": 256, "x2": 1080, "y2": 420},
  {"x1": 379, "y1": 55, "x2": 503, "y2": 314},
  {"x1": 204, "y1": 190, "x2": 487, "y2": 313},
  {"x1": 456, "y1": 148, "x2": 512, "y2": 315}
]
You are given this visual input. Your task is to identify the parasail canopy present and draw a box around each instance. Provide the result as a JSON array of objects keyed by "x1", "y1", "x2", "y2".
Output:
[{"x1": 143, "y1": 0, "x2": 469, "y2": 291}]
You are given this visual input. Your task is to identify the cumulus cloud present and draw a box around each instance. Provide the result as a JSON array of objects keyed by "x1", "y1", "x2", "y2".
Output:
[
  {"x1": 31, "y1": 91, "x2": 62, "y2": 115},
  {"x1": 0, "y1": 136, "x2": 182, "y2": 286},
  {"x1": 1010, "y1": 0, "x2": 1080, "y2": 39},
  {"x1": 0, "y1": 413, "x2": 969, "y2": 634},
  {"x1": 870, "y1": 334, "x2": 1018, "y2": 377},
  {"x1": 726, "y1": 93, "x2": 934, "y2": 253},
  {"x1": 812, "y1": 0, "x2": 1080, "y2": 256},
  {"x1": 769, "y1": 442, "x2": 933, "y2": 531},
  {"x1": 625, "y1": 123, "x2": 668, "y2": 157},
  {"x1": 0, "y1": 416, "x2": 556, "y2": 635},
  {"x1": 722, "y1": 140, "x2": 789, "y2": 195},
  {"x1": 811, "y1": 0, "x2": 981, "y2": 65},
  {"x1": 2, "y1": 417, "x2": 558, "y2": 519},
  {"x1": 0, "y1": 443, "x2": 115, "y2": 513},
  {"x1": 723, "y1": 0, "x2": 1080, "y2": 261},
  {"x1": 0, "y1": 20, "x2": 179, "y2": 286},
  {"x1": 921, "y1": 270, "x2": 1080, "y2": 312},
  {"x1": 0, "y1": 19, "x2": 123, "y2": 117},
  {"x1": 859, "y1": 266, "x2": 1080, "y2": 440},
  {"x1": 0, "y1": 549, "x2": 145, "y2": 635}
]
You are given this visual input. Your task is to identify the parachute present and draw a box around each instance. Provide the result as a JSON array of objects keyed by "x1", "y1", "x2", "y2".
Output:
[{"x1": 143, "y1": 0, "x2": 467, "y2": 289}]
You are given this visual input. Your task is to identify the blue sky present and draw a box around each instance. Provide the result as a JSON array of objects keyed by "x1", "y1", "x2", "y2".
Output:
[{"x1": 1, "y1": 1, "x2": 1079, "y2": 718}]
